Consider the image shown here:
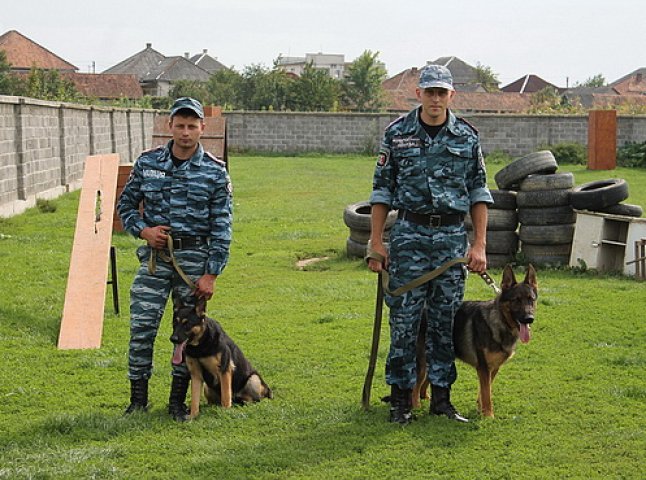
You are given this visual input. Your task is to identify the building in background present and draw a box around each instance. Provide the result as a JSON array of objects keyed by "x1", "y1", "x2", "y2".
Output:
[{"x1": 277, "y1": 52, "x2": 346, "y2": 79}]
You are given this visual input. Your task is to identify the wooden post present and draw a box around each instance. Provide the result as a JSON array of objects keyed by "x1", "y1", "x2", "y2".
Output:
[
  {"x1": 587, "y1": 110, "x2": 617, "y2": 170},
  {"x1": 58, "y1": 154, "x2": 119, "y2": 349},
  {"x1": 112, "y1": 164, "x2": 134, "y2": 233}
]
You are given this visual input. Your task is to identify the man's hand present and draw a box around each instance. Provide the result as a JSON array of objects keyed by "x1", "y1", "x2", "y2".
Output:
[
  {"x1": 466, "y1": 243, "x2": 487, "y2": 274},
  {"x1": 195, "y1": 274, "x2": 217, "y2": 300},
  {"x1": 140, "y1": 225, "x2": 171, "y2": 249},
  {"x1": 367, "y1": 241, "x2": 388, "y2": 273}
]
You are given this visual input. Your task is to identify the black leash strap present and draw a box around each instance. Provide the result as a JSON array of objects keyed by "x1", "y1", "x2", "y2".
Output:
[
  {"x1": 361, "y1": 245, "x2": 499, "y2": 409},
  {"x1": 361, "y1": 272, "x2": 384, "y2": 410}
]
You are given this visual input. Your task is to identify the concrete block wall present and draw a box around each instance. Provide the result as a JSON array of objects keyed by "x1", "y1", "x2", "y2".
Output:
[
  {"x1": 466, "y1": 115, "x2": 590, "y2": 158},
  {"x1": 0, "y1": 99, "x2": 19, "y2": 208},
  {"x1": 223, "y1": 111, "x2": 645, "y2": 158},
  {"x1": 224, "y1": 112, "x2": 396, "y2": 154},
  {"x1": 1, "y1": 97, "x2": 646, "y2": 217},
  {"x1": 91, "y1": 108, "x2": 113, "y2": 155},
  {"x1": 0, "y1": 96, "x2": 154, "y2": 217},
  {"x1": 618, "y1": 116, "x2": 646, "y2": 147}
]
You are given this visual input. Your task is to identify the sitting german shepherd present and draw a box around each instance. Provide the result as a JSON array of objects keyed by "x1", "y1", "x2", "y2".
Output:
[
  {"x1": 170, "y1": 299, "x2": 272, "y2": 419},
  {"x1": 412, "y1": 264, "x2": 537, "y2": 417}
]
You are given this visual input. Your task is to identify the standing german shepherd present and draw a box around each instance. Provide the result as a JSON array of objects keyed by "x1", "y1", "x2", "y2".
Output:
[
  {"x1": 170, "y1": 298, "x2": 272, "y2": 419},
  {"x1": 412, "y1": 264, "x2": 537, "y2": 417}
]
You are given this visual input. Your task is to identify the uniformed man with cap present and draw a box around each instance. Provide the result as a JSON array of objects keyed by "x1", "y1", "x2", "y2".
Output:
[
  {"x1": 118, "y1": 97, "x2": 233, "y2": 421},
  {"x1": 367, "y1": 65, "x2": 493, "y2": 424}
]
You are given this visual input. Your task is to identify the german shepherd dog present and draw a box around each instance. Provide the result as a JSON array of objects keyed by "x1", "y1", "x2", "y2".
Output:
[
  {"x1": 170, "y1": 298, "x2": 272, "y2": 419},
  {"x1": 412, "y1": 264, "x2": 537, "y2": 417}
]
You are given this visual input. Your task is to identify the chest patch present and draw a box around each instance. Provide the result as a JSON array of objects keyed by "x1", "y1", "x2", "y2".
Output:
[
  {"x1": 392, "y1": 136, "x2": 423, "y2": 150},
  {"x1": 143, "y1": 169, "x2": 166, "y2": 179}
]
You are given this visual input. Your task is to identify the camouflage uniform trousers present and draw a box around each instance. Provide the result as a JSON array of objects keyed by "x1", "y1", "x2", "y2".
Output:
[
  {"x1": 384, "y1": 220, "x2": 467, "y2": 389},
  {"x1": 128, "y1": 244, "x2": 209, "y2": 381}
]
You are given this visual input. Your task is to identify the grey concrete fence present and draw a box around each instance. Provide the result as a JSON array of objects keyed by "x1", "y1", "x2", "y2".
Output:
[{"x1": 1, "y1": 95, "x2": 645, "y2": 217}]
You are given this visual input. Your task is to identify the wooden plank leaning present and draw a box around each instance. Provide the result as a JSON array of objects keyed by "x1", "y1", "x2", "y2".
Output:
[{"x1": 58, "y1": 154, "x2": 120, "y2": 349}]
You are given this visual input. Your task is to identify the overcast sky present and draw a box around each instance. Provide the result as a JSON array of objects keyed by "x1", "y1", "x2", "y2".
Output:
[{"x1": 3, "y1": 0, "x2": 644, "y2": 87}]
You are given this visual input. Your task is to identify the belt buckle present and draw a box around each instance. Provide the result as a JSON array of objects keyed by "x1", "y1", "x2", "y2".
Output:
[
  {"x1": 173, "y1": 237, "x2": 183, "y2": 250},
  {"x1": 429, "y1": 215, "x2": 442, "y2": 227}
]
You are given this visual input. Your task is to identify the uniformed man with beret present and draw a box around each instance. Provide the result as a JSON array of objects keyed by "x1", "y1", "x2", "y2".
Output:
[
  {"x1": 118, "y1": 97, "x2": 233, "y2": 421},
  {"x1": 367, "y1": 65, "x2": 493, "y2": 424}
]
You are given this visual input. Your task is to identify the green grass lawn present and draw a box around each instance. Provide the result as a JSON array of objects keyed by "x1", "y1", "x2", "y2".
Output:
[{"x1": 0, "y1": 155, "x2": 644, "y2": 479}]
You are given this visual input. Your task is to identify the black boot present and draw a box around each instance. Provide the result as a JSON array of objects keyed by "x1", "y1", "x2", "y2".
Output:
[
  {"x1": 430, "y1": 384, "x2": 469, "y2": 423},
  {"x1": 389, "y1": 384, "x2": 414, "y2": 425},
  {"x1": 124, "y1": 379, "x2": 149, "y2": 415},
  {"x1": 168, "y1": 375, "x2": 190, "y2": 422}
]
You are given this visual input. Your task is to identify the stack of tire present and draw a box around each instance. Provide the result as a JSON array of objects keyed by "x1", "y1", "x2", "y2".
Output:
[
  {"x1": 570, "y1": 179, "x2": 642, "y2": 218},
  {"x1": 495, "y1": 150, "x2": 576, "y2": 266},
  {"x1": 466, "y1": 190, "x2": 519, "y2": 268},
  {"x1": 343, "y1": 201, "x2": 397, "y2": 258}
]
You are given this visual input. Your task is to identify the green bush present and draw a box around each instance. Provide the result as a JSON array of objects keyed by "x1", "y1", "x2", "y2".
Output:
[
  {"x1": 484, "y1": 149, "x2": 513, "y2": 164},
  {"x1": 545, "y1": 142, "x2": 587, "y2": 165},
  {"x1": 617, "y1": 141, "x2": 646, "y2": 168}
]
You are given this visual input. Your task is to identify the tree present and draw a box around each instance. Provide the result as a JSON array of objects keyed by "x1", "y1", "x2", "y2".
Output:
[
  {"x1": 24, "y1": 67, "x2": 79, "y2": 101},
  {"x1": 206, "y1": 68, "x2": 243, "y2": 109},
  {"x1": 341, "y1": 50, "x2": 387, "y2": 112},
  {"x1": 575, "y1": 74, "x2": 606, "y2": 88},
  {"x1": 239, "y1": 64, "x2": 293, "y2": 110},
  {"x1": 529, "y1": 86, "x2": 562, "y2": 111},
  {"x1": 0, "y1": 51, "x2": 22, "y2": 95},
  {"x1": 289, "y1": 62, "x2": 339, "y2": 111},
  {"x1": 474, "y1": 62, "x2": 500, "y2": 92},
  {"x1": 169, "y1": 80, "x2": 210, "y2": 105}
]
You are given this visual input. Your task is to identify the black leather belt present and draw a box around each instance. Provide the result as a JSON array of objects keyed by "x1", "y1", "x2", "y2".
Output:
[
  {"x1": 170, "y1": 236, "x2": 209, "y2": 250},
  {"x1": 398, "y1": 210, "x2": 464, "y2": 227}
]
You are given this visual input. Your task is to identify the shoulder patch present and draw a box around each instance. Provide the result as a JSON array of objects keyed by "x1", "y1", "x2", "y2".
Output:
[
  {"x1": 141, "y1": 145, "x2": 165, "y2": 155},
  {"x1": 205, "y1": 151, "x2": 226, "y2": 166},
  {"x1": 456, "y1": 117, "x2": 479, "y2": 135},
  {"x1": 385, "y1": 114, "x2": 405, "y2": 131}
]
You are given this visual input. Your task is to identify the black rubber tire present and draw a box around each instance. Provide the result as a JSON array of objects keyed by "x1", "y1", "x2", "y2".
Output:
[
  {"x1": 349, "y1": 228, "x2": 390, "y2": 244},
  {"x1": 518, "y1": 206, "x2": 576, "y2": 226},
  {"x1": 516, "y1": 189, "x2": 571, "y2": 208},
  {"x1": 519, "y1": 224, "x2": 575, "y2": 245},
  {"x1": 486, "y1": 253, "x2": 516, "y2": 269},
  {"x1": 597, "y1": 203, "x2": 643, "y2": 218},
  {"x1": 346, "y1": 237, "x2": 368, "y2": 258},
  {"x1": 494, "y1": 151, "x2": 558, "y2": 190},
  {"x1": 521, "y1": 243, "x2": 572, "y2": 257},
  {"x1": 570, "y1": 179, "x2": 629, "y2": 211},
  {"x1": 519, "y1": 172, "x2": 575, "y2": 191},
  {"x1": 468, "y1": 230, "x2": 518, "y2": 254},
  {"x1": 466, "y1": 209, "x2": 518, "y2": 231},
  {"x1": 521, "y1": 243, "x2": 571, "y2": 266},
  {"x1": 343, "y1": 202, "x2": 397, "y2": 231},
  {"x1": 490, "y1": 189, "x2": 517, "y2": 210}
]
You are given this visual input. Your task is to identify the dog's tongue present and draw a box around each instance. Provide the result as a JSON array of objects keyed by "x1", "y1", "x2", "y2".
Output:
[
  {"x1": 519, "y1": 323, "x2": 531, "y2": 344},
  {"x1": 172, "y1": 341, "x2": 187, "y2": 365}
]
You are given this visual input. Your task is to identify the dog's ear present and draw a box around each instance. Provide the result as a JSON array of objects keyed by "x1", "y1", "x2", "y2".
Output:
[
  {"x1": 501, "y1": 264, "x2": 517, "y2": 290},
  {"x1": 524, "y1": 263, "x2": 538, "y2": 292},
  {"x1": 195, "y1": 296, "x2": 207, "y2": 318}
]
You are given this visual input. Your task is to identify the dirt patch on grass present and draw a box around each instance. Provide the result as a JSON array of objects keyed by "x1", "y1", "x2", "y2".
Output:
[{"x1": 296, "y1": 256, "x2": 330, "y2": 269}]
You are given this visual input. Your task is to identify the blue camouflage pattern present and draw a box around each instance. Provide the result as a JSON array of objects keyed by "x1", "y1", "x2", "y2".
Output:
[
  {"x1": 118, "y1": 140, "x2": 232, "y2": 275},
  {"x1": 118, "y1": 140, "x2": 233, "y2": 380},
  {"x1": 370, "y1": 107, "x2": 492, "y2": 389},
  {"x1": 128, "y1": 245, "x2": 207, "y2": 379},
  {"x1": 370, "y1": 108, "x2": 492, "y2": 213},
  {"x1": 385, "y1": 220, "x2": 467, "y2": 388}
]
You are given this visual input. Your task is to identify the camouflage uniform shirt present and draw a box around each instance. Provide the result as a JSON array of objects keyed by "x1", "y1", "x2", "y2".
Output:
[
  {"x1": 118, "y1": 141, "x2": 232, "y2": 275},
  {"x1": 370, "y1": 108, "x2": 492, "y2": 212}
]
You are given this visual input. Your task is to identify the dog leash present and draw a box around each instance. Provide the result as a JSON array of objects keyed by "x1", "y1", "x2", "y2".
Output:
[
  {"x1": 148, "y1": 234, "x2": 197, "y2": 291},
  {"x1": 361, "y1": 247, "x2": 498, "y2": 410},
  {"x1": 365, "y1": 245, "x2": 500, "y2": 296}
]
